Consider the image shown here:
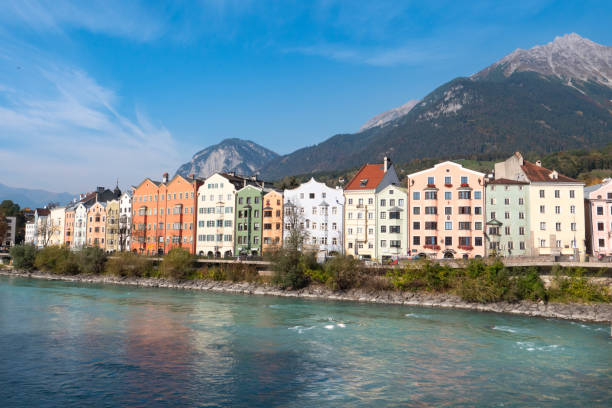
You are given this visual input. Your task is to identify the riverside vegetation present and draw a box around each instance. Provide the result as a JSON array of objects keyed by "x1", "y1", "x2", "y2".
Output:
[{"x1": 7, "y1": 244, "x2": 611, "y2": 305}]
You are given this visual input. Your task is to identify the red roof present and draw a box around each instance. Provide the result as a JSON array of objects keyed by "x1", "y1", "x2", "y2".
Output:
[
  {"x1": 488, "y1": 178, "x2": 529, "y2": 185},
  {"x1": 521, "y1": 160, "x2": 579, "y2": 183},
  {"x1": 345, "y1": 163, "x2": 386, "y2": 190}
]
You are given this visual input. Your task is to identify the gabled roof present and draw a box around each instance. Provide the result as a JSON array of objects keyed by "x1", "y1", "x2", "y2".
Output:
[
  {"x1": 487, "y1": 178, "x2": 529, "y2": 185},
  {"x1": 345, "y1": 163, "x2": 386, "y2": 190},
  {"x1": 521, "y1": 160, "x2": 579, "y2": 183},
  {"x1": 407, "y1": 161, "x2": 486, "y2": 178}
]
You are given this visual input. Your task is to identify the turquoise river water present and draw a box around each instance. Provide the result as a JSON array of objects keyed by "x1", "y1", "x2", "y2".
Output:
[{"x1": 0, "y1": 275, "x2": 610, "y2": 407}]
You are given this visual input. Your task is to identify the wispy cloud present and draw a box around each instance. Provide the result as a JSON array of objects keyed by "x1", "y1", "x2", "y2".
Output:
[
  {"x1": 0, "y1": 0, "x2": 166, "y2": 42},
  {"x1": 0, "y1": 50, "x2": 180, "y2": 192},
  {"x1": 285, "y1": 43, "x2": 446, "y2": 67}
]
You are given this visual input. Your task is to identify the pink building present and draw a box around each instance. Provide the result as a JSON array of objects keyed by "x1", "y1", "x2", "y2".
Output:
[
  {"x1": 407, "y1": 161, "x2": 486, "y2": 259},
  {"x1": 584, "y1": 179, "x2": 612, "y2": 258}
]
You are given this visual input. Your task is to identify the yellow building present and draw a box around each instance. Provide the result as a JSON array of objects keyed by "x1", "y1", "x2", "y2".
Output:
[
  {"x1": 494, "y1": 153, "x2": 586, "y2": 260},
  {"x1": 105, "y1": 199, "x2": 120, "y2": 252}
]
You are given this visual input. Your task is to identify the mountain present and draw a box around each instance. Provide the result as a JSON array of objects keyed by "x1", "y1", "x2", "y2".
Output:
[
  {"x1": 358, "y1": 100, "x2": 420, "y2": 132},
  {"x1": 0, "y1": 183, "x2": 75, "y2": 209},
  {"x1": 259, "y1": 33, "x2": 612, "y2": 180},
  {"x1": 175, "y1": 138, "x2": 279, "y2": 179}
]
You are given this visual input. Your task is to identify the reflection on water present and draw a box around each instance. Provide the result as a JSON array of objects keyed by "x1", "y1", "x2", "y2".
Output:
[{"x1": 0, "y1": 276, "x2": 610, "y2": 407}]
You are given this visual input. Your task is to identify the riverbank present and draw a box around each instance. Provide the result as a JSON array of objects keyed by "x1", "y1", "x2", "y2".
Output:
[{"x1": 2, "y1": 269, "x2": 611, "y2": 323}]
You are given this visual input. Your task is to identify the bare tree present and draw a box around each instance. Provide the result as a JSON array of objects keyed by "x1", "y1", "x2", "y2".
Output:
[
  {"x1": 283, "y1": 201, "x2": 309, "y2": 252},
  {"x1": 37, "y1": 218, "x2": 61, "y2": 247}
]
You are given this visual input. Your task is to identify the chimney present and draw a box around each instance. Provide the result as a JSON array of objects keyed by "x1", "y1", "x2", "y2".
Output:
[
  {"x1": 162, "y1": 172, "x2": 169, "y2": 183},
  {"x1": 262, "y1": 181, "x2": 265, "y2": 188},
  {"x1": 244, "y1": 179, "x2": 247, "y2": 187},
  {"x1": 384, "y1": 156, "x2": 389, "y2": 173},
  {"x1": 535, "y1": 160, "x2": 542, "y2": 167},
  {"x1": 189, "y1": 173, "x2": 194, "y2": 180},
  {"x1": 97, "y1": 186, "x2": 104, "y2": 193}
]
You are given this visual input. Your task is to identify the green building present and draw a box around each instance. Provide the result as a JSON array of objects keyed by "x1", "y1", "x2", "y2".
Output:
[
  {"x1": 235, "y1": 185, "x2": 264, "y2": 256},
  {"x1": 485, "y1": 179, "x2": 530, "y2": 257}
]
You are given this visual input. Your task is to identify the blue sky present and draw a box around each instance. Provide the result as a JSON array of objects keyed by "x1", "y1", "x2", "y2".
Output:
[{"x1": 0, "y1": 0, "x2": 610, "y2": 193}]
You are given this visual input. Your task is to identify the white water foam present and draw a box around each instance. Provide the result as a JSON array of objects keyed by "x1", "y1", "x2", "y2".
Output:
[
  {"x1": 324, "y1": 325, "x2": 335, "y2": 330},
  {"x1": 516, "y1": 341, "x2": 562, "y2": 352}
]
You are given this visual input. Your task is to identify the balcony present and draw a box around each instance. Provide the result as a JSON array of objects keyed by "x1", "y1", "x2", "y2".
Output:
[
  {"x1": 424, "y1": 244, "x2": 440, "y2": 250},
  {"x1": 458, "y1": 245, "x2": 474, "y2": 251}
]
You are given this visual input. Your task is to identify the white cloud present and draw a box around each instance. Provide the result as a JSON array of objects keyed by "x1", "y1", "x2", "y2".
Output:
[{"x1": 0, "y1": 62, "x2": 181, "y2": 193}]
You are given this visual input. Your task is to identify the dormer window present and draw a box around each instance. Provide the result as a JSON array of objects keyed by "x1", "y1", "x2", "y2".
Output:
[{"x1": 360, "y1": 179, "x2": 368, "y2": 187}]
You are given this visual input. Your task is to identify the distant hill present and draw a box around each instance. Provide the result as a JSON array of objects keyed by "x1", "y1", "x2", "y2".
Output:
[
  {"x1": 0, "y1": 183, "x2": 75, "y2": 209},
  {"x1": 175, "y1": 138, "x2": 279, "y2": 179},
  {"x1": 259, "y1": 33, "x2": 612, "y2": 180}
]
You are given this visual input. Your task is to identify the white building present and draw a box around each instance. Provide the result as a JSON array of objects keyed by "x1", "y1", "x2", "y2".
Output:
[
  {"x1": 24, "y1": 209, "x2": 51, "y2": 247},
  {"x1": 25, "y1": 222, "x2": 36, "y2": 245},
  {"x1": 48, "y1": 207, "x2": 66, "y2": 246},
  {"x1": 3, "y1": 216, "x2": 16, "y2": 248},
  {"x1": 283, "y1": 177, "x2": 345, "y2": 256},
  {"x1": 119, "y1": 191, "x2": 133, "y2": 251},
  {"x1": 196, "y1": 173, "x2": 262, "y2": 257},
  {"x1": 73, "y1": 203, "x2": 89, "y2": 249}
]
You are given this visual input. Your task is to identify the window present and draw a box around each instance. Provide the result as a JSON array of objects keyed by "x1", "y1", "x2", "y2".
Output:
[
  {"x1": 379, "y1": 212, "x2": 386, "y2": 219},
  {"x1": 445, "y1": 221, "x2": 452, "y2": 230},
  {"x1": 554, "y1": 190, "x2": 560, "y2": 198},
  {"x1": 380, "y1": 225, "x2": 387, "y2": 233},
  {"x1": 540, "y1": 205, "x2": 545, "y2": 214},
  {"x1": 505, "y1": 212, "x2": 510, "y2": 219},
  {"x1": 380, "y1": 199, "x2": 386, "y2": 207},
  {"x1": 518, "y1": 198, "x2": 524, "y2": 205},
  {"x1": 427, "y1": 176, "x2": 435, "y2": 185},
  {"x1": 389, "y1": 211, "x2": 400, "y2": 219},
  {"x1": 425, "y1": 191, "x2": 437, "y2": 200},
  {"x1": 444, "y1": 176, "x2": 452, "y2": 185},
  {"x1": 425, "y1": 236, "x2": 437, "y2": 245},
  {"x1": 599, "y1": 239, "x2": 605, "y2": 247},
  {"x1": 490, "y1": 211, "x2": 496, "y2": 220},
  {"x1": 412, "y1": 192, "x2": 420, "y2": 200},
  {"x1": 458, "y1": 222, "x2": 471, "y2": 230},
  {"x1": 570, "y1": 205, "x2": 576, "y2": 214},
  {"x1": 596, "y1": 206, "x2": 604, "y2": 216},
  {"x1": 425, "y1": 222, "x2": 437, "y2": 230},
  {"x1": 445, "y1": 207, "x2": 452, "y2": 215},
  {"x1": 504, "y1": 226, "x2": 510, "y2": 235},
  {"x1": 540, "y1": 239, "x2": 546, "y2": 248},
  {"x1": 390, "y1": 226, "x2": 400, "y2": 234},
  {"x1": 474, "y1": 222, "x2": 482, "y2": 230},
  {"x1": 539, "y1": 190, "x2": 545, "y2": 198},
  {"x1": 413, "y1": 207, "x2": 420, "y2": 215},
  {"x1": 571, "y1": 223, "x2": 576, "y2": 231},
  {"x1": 540, "y1": 222, "x2": 546, "y2": 230},
  {"x1": 425, "y1": 207, "x2": 437, "y2": 215},
  {"x1": 458, "y1": 237, "x2": 471, "y2": 246},
  {"x1": 368, "y1": 198, "x2": 374, "y2": 205},
  {"x1": 556, "y1": 240, "x2": 562, "y2": 248},
  {"x1": 458, "y1": 191, "x2": 471, "y2": 200},
  {"x1": 309, "y1": 193, "x2": 315, "y2": 199},
  {"x1": 519, "y1": 212, "x2": 524, "y2": 220},
  {"x1": 555, "y1": 222, "x2": 561, "y2": 231},
  {"x1": 597, "y1": 222, "x2": 604, "y2": 231},
  {"x1": 413, "y1": 222, "x2": 420, "y2": 230},
  {"x1": 554, "y1": 206, "x2": 561, "y2": 214},
  {"x1": 475, "y1": 237, "x2": 482, "y2": 246},
  {"x1": 458, "y1": 206, "x2": 471, "y2": 215},
  {"x1": 474, "y1": 191, "x2": 482, "y2": 200},
  {"x1": 519, "y1": 227, "x2": 525, "y2": 235},
  {"x1": 444, "y1": 237, "x2": 452, "y2": 246},
  {"x1": 398, "y1": 199, "x2": 404, "y2": 206},
  {"x1": 461, "y1": 176, "x2": 468, "y2": 185},
  {"x1": 413, "y1": 236, "x2": 420, "y2": 245},
  {"x1": 474, "y1": 206, "x2": 482, "y2": 215},
  {"x1": 569, "y1": 190, "x2": 575, "y2": 198},
  {"x1": 444, "y1": 191, "x2": 452, "y2": 200},
  {"x1": 380, "y1": 240, "x2": 386, "y2": 248}
]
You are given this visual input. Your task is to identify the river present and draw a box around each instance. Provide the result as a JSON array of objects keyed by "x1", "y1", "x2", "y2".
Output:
[{"x1": 0, "y1": 276, "x2": 610, "y2": 407}]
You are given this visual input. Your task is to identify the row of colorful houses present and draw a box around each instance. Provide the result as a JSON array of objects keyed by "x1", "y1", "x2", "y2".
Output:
[{"x1": 24, "y1": 152, "x2": 612, "y2": 261}]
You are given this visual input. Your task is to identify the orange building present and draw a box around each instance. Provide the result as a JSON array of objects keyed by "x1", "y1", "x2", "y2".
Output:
[
  {"x1": 64, "y1": 207, "x2": 75, "y2": 247},
  {"x1": 131, "y1": 173, "x2": 202, "y2": 255},
  {"x1": 87, "y1": 202, "x2": 107, "y2": 249},
  {"x1": 262, "y1": 190, "x2": 283, "y2": 252}
]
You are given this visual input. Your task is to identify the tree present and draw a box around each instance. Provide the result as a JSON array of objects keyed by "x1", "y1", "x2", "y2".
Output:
[
  {"x1": 37, "y1": 219, "x2": 62, "y2": 248},
  {"x1": 0, "y1": 213, "x2": 8, "y2": 245},
  {"x1": 283, "y1": 201, "x2": 309, "y2": 252}
]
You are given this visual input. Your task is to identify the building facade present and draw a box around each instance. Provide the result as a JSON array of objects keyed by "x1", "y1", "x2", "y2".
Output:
[
  {"x1": 284, "y1": 178, "x2": 345, "y2": 256},
  {"x1": 2, "y1": 216, "x2": 16, "y2": 248},
  {"x1": 494, "y1": 153, "x2": 586, "y2": 259},
  {"x1": 119, "y1": 191, "x2": 133, "y2": 251},
  {"x1": 407, "y1": 162, "x2": 486, "y2": 259},
  {"x1": 131, "y1": 174, "x2": 202, "y2": 255},
  {"x1": 376, "y1": 185, "x2": 408, "y2": 261},
  {"x1": 235, "y1": 185, "x2": 264, "y2": 256},
  {"x1": 73, "y1": 203, "x2": 89, "y2": 249},
  {"x1": 195, "y1": 173, "x2": 250, "y2": 257},
  {"x1": 262, "y1": 190, "x2": 283, "y2": 253},
  {"x1": 485, "y1": 179, "x2": 530, "y2": 257},
  {"x1": 105, "y1": 199, "x2": 120, "y2": 252},
  {"x1": 87, "y1": 202, "x2": 107, "y2": 249},
  {"x1": 48, "y1": 207, "x2": 66, "y2": 246},
  {"x1": 344, "y1": 158, "x2": 400, "y2": 259},
  {"x1": 584, "y1": 179, "x2": 612, "y2": 258},
  {"x1": 64, "y1": 206, "x2": 76, "y2": 248}
]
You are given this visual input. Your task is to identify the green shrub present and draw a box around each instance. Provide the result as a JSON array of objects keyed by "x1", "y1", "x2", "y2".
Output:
[
  {"x1": 548, "y1": 267, "x2": 611, "y2": 303},
  {"x1": 10, "y1": 244, "x2": 37, "y2": 271},
  {"x1": 105, "y1": 252, "x2": 152, "y2": 277},
  {"x1": 206, "y1": 266, "x2": 226, "y2": 281},
  {"x1": 305, "y1": 267, "x2": 332, "y2": 285},
  {"x1": 323, "y1": 255, "x2": 363, "y2": 291},
  {"x1": 76, "y1": 246, "x2": 107, "y2": 275},
  {"x1": 270, "y1": 248, "x2": 309, "y2": 289},
  {"x1": 34, "y1": 246, "x2": 79, "y2": 275},
  {"x1": 388, "y1": 261, "x2": 456, "y2": 292},
  {"x1": 511, "y1": 268, "x2": 548, "y2": 302},
  {"x1": 160, "y1": 248, "x2": 194, "y2": 280},
  {"x1": 457, "y1": 260, "x2": 513, "y2": 303}
]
